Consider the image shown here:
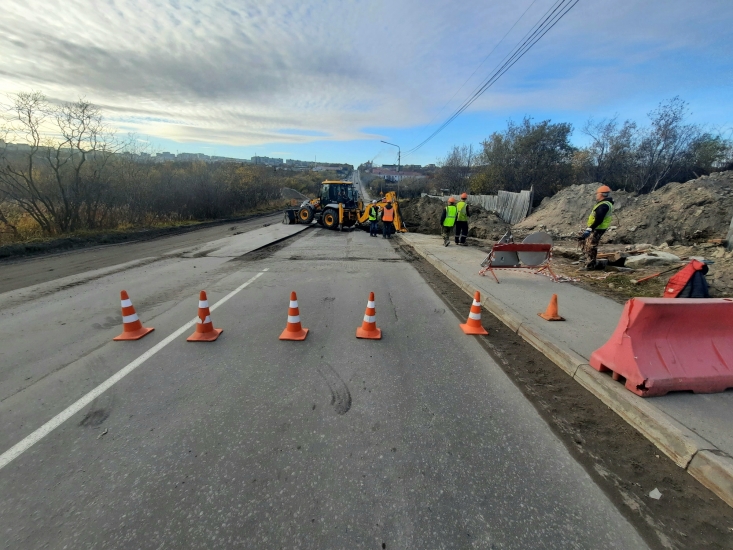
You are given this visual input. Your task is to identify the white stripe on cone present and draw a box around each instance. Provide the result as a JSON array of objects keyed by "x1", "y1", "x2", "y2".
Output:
[
  {"x1": 367, "y1": 301, "x2": 375, "y2": 309},
  {"x1": 472, "y1": 300, "x2": 481, "y2": 307},
  {"x1": 288, "y1": 315, "x2": 301, "y2": 323},
  {"x1": 121, "y1": 299, "x2": 133, "y2": 308},
  {"x1": 363, "y1": 315, "x2": 375, "y2": 323},
  {"x1": 122, "y1": 314, "x2": 139, "y2": 324},
  {"x1": 199, "y1": 300, "x2": 209, "y2": 308},
  {"x1": 290, "y1": 300, "x2": 298, "y2": 308},
  {"x1": 197, "y1": 315, "x2": 211, "y2": 324},
  {"x1": 469, "y1": 312, "x2": 481, "y2": 320}
]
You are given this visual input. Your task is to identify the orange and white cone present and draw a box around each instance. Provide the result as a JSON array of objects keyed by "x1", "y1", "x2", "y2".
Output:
[
  {"x1": 187, "y1": 290, "x2": 223, "y2": 341},
  {"x1": 279, "y1": 291, "x2": 309, "y2": 341},
  {"x1": 538, "y1": 293, "x2": 565, "y2": 321},
  {"x1": 356, "y1": 291, "x2": 381, "y2": 339},
  {"x1": 459, "y1": 291, "x2": 489, "y2": 335},
  {"x1": 113, "y1": 290, "x2": 154, "y2": 341}
]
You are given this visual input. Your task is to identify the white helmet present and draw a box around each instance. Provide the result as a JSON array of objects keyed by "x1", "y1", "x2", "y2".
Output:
[{"x1": 371, "y1": 199, "x2": 377, "y2": 204}]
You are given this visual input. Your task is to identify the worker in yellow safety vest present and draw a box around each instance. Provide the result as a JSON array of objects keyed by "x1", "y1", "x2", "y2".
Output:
[
  {"x1": 440, "y1": 197, "x2": 458, "y2": 246},
  {"x1": 579, "y1": 185, "x2": 614, "y2": 270},
  {"x1": 454, "y1": 192, "x2": 471, "y2": 246},
  {"x1": 368, "y1": 200, "x2": 380, "y2": 237}
]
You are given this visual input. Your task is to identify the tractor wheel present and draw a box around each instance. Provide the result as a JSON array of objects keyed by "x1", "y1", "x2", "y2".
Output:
[
  {"x1": 322, "y1": 208, "x2": 339, "y2": 230},
  {"x1": 298, "y1": 206, "x2": 314, "y2": 224}
]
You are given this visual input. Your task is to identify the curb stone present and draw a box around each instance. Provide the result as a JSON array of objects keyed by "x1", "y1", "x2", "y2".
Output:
[
  {"x1": 403, "y1": 235, "x2": 733, "y2": 508},
  {"x1": 688, "y1": 451, "x2": 733, "y2": 508}
]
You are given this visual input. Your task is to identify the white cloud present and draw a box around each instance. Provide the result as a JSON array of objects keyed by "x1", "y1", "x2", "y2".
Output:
[{"x1": 1, "y1": 0, "x2": 730, "y2": 148}]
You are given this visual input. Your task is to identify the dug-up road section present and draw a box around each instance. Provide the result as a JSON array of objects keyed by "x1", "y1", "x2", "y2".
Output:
[
  {"x1": 0, "y1": 212, "x2": 285, "y2": 294},
  {"x1": 0, "y1": 221, "x2": 728, "y2": 548},
  {"x1": 1, "y1": 223, "x2": 642, "y2": 549}
]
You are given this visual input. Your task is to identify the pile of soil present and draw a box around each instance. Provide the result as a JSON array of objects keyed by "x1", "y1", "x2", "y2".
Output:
[
  {"x1": 399, "y1": 196, "x2": 509, "y2": 240},
  {"x1": 516, "y1": 171, "x2": 733, "y2": 246}
]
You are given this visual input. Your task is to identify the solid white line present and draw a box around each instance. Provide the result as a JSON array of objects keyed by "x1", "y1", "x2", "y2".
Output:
[{"x1": 0, "y1": 269, "x2": 267, "y2": 472}]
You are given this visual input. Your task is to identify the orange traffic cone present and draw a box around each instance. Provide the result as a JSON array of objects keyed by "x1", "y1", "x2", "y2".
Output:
[
  {"x1": 356, "y1": 292, "x2": 381, "y2": 339},
  {"x1": 460, "y1": 291, "x2": 489, "y2": 335},
  {"x1": 279, "y1": 291, "x2": 309, "y2": 341},
  {"x1": 113, "y1": 290, "x2": 154, "y2": 341},
  {"x1": 187, "y1": 291, "x2": 223, "y2": 341},
  {"x1": 538, "y1": 294, "x2": 565, "y2": 321}
]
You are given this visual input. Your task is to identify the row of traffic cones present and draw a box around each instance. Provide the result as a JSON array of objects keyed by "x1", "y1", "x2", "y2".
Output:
[
  {"x1": 115, "y1": 289, "x2": 564, "y2": 343},
  {"x1": 113, "y1": 290, "x2": 387, "y2": 343}
]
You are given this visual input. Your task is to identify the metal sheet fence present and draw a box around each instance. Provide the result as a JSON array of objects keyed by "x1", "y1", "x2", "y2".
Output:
[{"x1": 426, "y1": 188, "x2": 533, "y2": 224}]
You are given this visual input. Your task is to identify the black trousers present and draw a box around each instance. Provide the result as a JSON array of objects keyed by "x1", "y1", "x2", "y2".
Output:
[{"x1": 455, "y1": 221, "x2": 468, "y2": 243}]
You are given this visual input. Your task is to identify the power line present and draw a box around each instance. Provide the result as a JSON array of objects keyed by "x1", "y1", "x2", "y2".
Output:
[
  {"x1": 421, "y1": 0, "x2": 541, "y2": 131},
  {"x1": 406, "y1": 0, "x2": 580, "y2": 156}
]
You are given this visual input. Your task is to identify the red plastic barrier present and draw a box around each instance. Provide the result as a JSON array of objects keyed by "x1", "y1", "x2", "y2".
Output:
[{"x1": 589, "y1": 298, "x2": 733, "y2": 397}]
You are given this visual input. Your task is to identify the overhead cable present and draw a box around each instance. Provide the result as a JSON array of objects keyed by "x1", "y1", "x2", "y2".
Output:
[{"x1": 406, "y1": 0, "x2": 580, "y2": 155}]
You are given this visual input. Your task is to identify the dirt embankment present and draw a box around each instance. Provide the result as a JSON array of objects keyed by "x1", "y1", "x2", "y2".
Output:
[
  {"x1": 516, "y1": 171, "x2": 733, "y2": 298},
  {"x1": 399, "y1": 196, "x2": 509, "y2": 240},
  {"x1": 516, "y1": 171, "x2": 733, "y2": 246}
]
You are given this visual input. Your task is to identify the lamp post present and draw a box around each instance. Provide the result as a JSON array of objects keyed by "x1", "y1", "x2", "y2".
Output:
[{"x1": 380, "y1": 140, "x2": 400, "y2": 200}]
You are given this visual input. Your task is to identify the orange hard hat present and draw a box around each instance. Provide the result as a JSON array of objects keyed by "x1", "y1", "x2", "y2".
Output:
[
  {"x1": 447, "y1": 197, "x2": 456, "y2": 204},
  {"x1": 461, "y1": 192, "x2": 468, "y2": 199},
  {"x1": 596, "y1": 185, "x2": 612, "y2": 194}
]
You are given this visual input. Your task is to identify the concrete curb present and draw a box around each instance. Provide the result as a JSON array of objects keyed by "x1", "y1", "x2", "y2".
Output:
[
  {"x1": 404, "y1": 236, "x2": 733, "y2": 508},
  {"x1": 688, "y1": 451, "x2": 733, "y2": 508}
]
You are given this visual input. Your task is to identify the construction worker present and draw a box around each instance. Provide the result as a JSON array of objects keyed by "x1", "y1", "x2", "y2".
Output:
[
  {"x1": 579, "y1": 185, "x2": 614, "y2": 270},
  {"x1": 368, "y1": 200, "x2": 380, "y2": 237},
  {"x1": 455, "y1": 192, "x2": 471, "y2": 246},
  {"x1": 440, "y1": 197, "x2": 458, "y2": 246},
  {"x1": 380, "y1": 199, "x2": 395, "y2": 239}
]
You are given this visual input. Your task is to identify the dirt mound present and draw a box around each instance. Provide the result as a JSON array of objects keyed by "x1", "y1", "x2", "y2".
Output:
[
  {"x1": 517, "y1": 171, "x2": 733, "y2": 246},
  {"x1": 399, "y1": 196, "x2": 446, "y2": 235},
  {"x1": 399, "y1": 196, "x2": 509, "y2": 240}
]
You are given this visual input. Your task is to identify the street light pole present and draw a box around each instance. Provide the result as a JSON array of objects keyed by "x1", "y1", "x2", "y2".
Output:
[{"x1": 381, "y1": 140, "x2": 400, "y2": 200}]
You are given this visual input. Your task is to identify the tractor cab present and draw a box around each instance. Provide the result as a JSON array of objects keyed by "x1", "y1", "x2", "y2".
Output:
[{"x1": 320, "y1": 181, "x2": 358, "y2": 208}]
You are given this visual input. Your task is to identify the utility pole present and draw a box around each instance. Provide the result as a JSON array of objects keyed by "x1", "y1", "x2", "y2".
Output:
[{"x1": 381, "y1": 141, "x2": 400, "y2": 200}]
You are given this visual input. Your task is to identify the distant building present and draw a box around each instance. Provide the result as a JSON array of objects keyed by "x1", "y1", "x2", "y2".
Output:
[
  {"x1": 156, "y1": 152, "x2": 176, "y2": 162},
  {"x1": 371, "y1": 168, "x2": 426, "y2": 182},
  {"x1": 252, "y1": 156, "x2": 283, "y2": 166}
]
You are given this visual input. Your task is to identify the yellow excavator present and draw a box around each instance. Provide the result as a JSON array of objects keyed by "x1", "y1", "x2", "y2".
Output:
[{"x1": 283, "y1": 180, "x2": 406, "y2": 232}]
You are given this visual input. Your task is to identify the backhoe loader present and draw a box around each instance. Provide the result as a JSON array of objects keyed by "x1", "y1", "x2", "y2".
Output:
[{"x1": 283, "y1": 181, "x2": 406, "y2": 232}]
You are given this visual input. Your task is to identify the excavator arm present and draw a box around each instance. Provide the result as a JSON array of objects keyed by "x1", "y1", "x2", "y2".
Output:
[{"x1": 357, "y1": 191, "x2": 407, "y2": 232}]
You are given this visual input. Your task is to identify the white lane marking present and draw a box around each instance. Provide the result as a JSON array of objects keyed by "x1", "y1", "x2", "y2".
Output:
[{"x1": 0, "y1": 269, "x2": 268, "y2": 472}]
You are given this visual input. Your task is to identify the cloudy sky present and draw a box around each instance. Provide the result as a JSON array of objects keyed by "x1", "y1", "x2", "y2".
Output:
[{"x1": 2, "y1": 0, "x2": 732, "y2": 166}]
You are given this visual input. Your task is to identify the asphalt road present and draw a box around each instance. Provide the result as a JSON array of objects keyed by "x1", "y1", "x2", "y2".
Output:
[
  {"x1": 0, "y1": 212, "x2": 283, "y2": 294},
  {"x1": 0, "y1": 225, "x2": 648, "y2": 548}
]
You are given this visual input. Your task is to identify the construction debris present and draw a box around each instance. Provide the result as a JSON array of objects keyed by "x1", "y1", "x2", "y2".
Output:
[
  {"x1": 398, "y1": 172, "x2": 733, "y2": 297},
  {"x1": 624, "y1": 252, "x2": 681, "y2": 268}
]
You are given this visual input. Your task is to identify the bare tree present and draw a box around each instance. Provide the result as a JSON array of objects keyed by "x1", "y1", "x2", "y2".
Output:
[
  {"x1": 437, "y1": 145, "x2": 474, "y2": 193},
  {"x1": 580, "y1": 116, "x2": 637, "y2": 188},
  {"x1": 632, "y1": 97, "x2": 700, "y2": 193},
  {"x1": 0, "y1": 93, "x2": 121, "y2": 234},
  {"x1": 0, "y1": 92, "x2": 57, "y2": 233}
]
